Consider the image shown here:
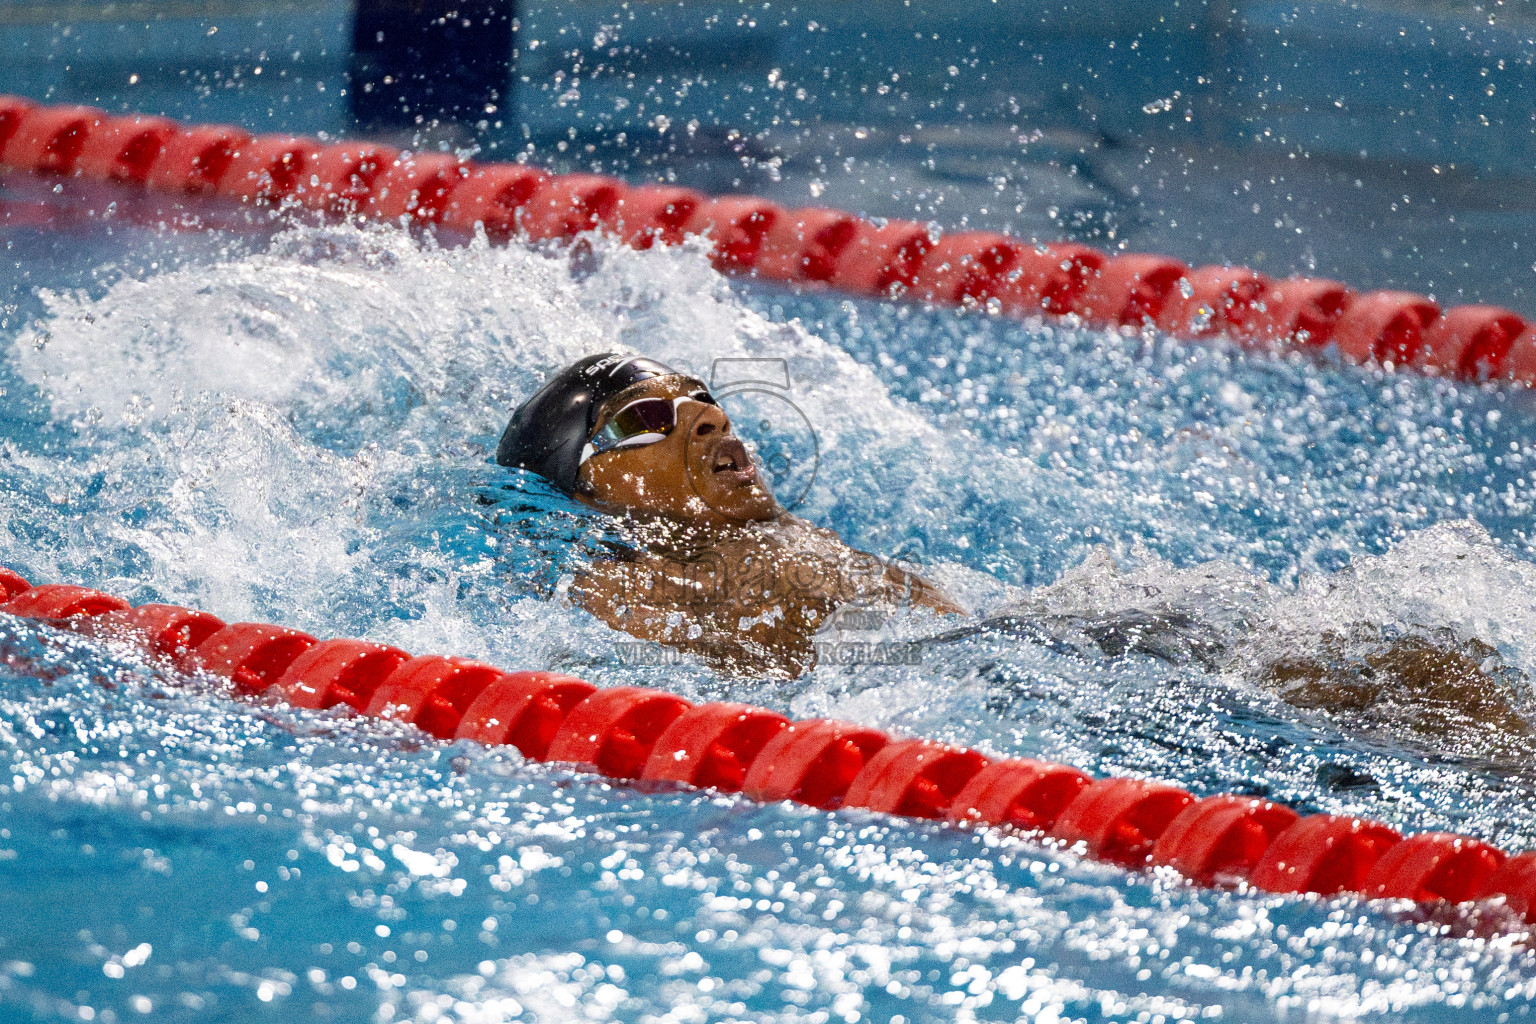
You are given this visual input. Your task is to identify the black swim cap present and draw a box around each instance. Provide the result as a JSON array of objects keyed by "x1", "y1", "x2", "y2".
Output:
[{"x1": 496, "y1": 353, "x2": 694, "y2": 494}]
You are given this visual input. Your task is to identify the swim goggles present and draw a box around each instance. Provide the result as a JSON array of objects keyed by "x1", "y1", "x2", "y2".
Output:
[{"x1": 580, "y1": 386, "x2": 717, "y2": 466}]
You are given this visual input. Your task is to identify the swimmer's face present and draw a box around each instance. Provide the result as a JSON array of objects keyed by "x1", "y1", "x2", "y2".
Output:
[{"x1": 575, "y1": 377, "x2": 781, "y2": 525}]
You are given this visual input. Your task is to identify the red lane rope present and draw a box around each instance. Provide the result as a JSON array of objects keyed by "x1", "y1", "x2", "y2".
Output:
[
  {"x1": 3, "y1": 572, "x2": 1535, "y2": 930},
  {"x1": 3, "y1": 94, "x2": 1535, "y2": 383}
]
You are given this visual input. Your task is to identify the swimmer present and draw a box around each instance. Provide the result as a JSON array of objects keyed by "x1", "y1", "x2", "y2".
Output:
[
  {"x1": 497, "y1": 353, "x2": 962, "y2": 677},
  {"x1": 498, "y1": 355, "x2": 1532, "y2": 759}
]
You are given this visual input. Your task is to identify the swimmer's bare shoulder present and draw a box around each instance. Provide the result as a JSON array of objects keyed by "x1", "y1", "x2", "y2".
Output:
[
  {"x1": 570, "y1": 533, "x2": 825, "y2": 677},
  {"x1": 774, "y1": 515, "x2": 962, "y2": 616},
  {"x1": 571, "y1": 514, "x2": 961, "y2": 674}
]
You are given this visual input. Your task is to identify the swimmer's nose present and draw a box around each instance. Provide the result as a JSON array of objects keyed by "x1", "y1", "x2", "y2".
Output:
[{"x1": 689, "y1": 402, "x2": 730, "y2": 438}]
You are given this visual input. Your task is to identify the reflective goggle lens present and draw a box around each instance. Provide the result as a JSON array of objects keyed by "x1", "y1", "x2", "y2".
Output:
[{"x1": 582, "y1": 390, "x2": 715, "y2": 463}]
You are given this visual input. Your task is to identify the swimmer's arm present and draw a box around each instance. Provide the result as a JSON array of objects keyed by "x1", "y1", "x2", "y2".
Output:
[{"x1": 882, "y1": 562, "x2": 966, "y2": 616}]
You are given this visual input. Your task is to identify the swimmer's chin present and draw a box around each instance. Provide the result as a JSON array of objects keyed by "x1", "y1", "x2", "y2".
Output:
[{"x1": 575, "y1": 485, "x2": 783, "y2": 528}]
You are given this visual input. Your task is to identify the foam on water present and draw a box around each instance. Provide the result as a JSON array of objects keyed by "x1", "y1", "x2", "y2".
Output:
[{"x1": 5, "y1": 220, "x2": 1536, "y2": 1020}]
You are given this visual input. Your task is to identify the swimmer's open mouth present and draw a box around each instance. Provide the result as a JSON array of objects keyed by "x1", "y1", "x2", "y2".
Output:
[{"x1": 709, "y1": 437, "x2": 758, "y2": 484}]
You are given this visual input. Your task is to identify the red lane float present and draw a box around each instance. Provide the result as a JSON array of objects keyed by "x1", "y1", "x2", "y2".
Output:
[
  {"x1": 454, "y1": 671, "x2": 597, "y2": 760},
  {"x1": 364, "y1": 655, "x2": 511, "y2": 739},
  {"x1": 545, "y1": 686, "x2": 693, "y2": 780},
  {"x1": 187, "y1": 622, "x2": 317, "y2": 694},
  {"x1": 521, "y1": 173, "x2": 624, "y2": 241},
  {"x1": 1480, "y1": 852, "x2": 1536, "y2": 924},
  {"x1": 1, "y1": 584, "x2": 129, "y2": 619},
  {"x1": 1261, "y1": 277, "x2": 1355, "y2": 347},
  {"x1": 1035, "y1": 243, "x2": 1107, "y2": 316},
  {"x1": 741, "y1": 718, "x2": 889, "y2": 808},
  {"x1": 275, "y1": 638, "x2": 412, "y2": 711},
  {"x1": 684, "y1": 196, "x2": 784, "y2": 273},
  {"x1": 1504, "y1": 327, "x2": 1536, "y2": 384},
  {"x1": 1051, "y1": 777, "x2": 1194, "y2": 867},
  {"x1": 1363, "y1": 832, "x2": 1507, "y2": 903},
  {"x1": 368, "y1": 153, "x2": 470, "y2": 224},
  {"x1": 0, "y1": 96, "x2": 37, "y2": 158},
  {"x1": 1248, "y1": 814, "x2": 1403, "y2": 895},
  {"x1": 0, "y1": 104, "x2": 102, "y2": 176},
  {"x1": 441, "y1": 163, "x2": 549, "y2": 241},
  {"x1": 608, "y1": 184, "x2": 705, "y2": 250},
  {"x1": 1420, "y1": 304, "x2": 1526, "y2": 380},
  {"x1": 76, "y1": 115, "x2": 179, "y2": 184},
  {"x1": 1150, "y1": 795, "x2": 1300, "y2": 885},
  {"x1": 103, "y1": 603, "x2": 226, "y2": 658},
  {"x1": 146, "y1": 124, "x2": 251, "y2": 194},
  {"x1": 301, "y1": 142, "x2": 400, "y2": 215},
  {"x1": 1158, "y1": 265, "x2": 1273, "y2": 341},
  {"x1": 825, "y1": 219, "x2": 934, "y2": 297},
  {"x1": 0, "y1": 569, "x2": 32, "y2": 602},
  {"x1": 909, "y1": 233, "x2": 1103, "y2": 316},
  {"x1": 909, "y1": 232, "x2": 1022, "y2": 309},
  {"x1": 641, "y1": 702, "x2": 790, "y2": 791},
  {"x1": 946, "y1": 758, "x2": 1092, "y2": 832},
  {"x1": 754, "y1": 207, "x2": 861, "y2": 283},
  {"x1": 219, "y1": 135, "x2": 319, "y2": 206},
  {"x1": 1079, "y1": 253, "x2": 1189, "y2": 328},
  {"x1": 1332, "y1": 291, "x2": 1442, "y2": 367},
  {"x1": 842, "y1": 738, "x2": 990, "y2": 819}
]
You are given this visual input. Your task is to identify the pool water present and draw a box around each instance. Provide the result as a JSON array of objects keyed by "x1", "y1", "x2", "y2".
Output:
[{"x1": 4, "y1": 175, "x2": 1536, "y2": 1022}]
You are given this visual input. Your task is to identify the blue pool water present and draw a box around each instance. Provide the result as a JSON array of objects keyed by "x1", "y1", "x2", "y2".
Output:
[{"x1": 5, "y1": 171, "x2": 1536, "y2": 1023}]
